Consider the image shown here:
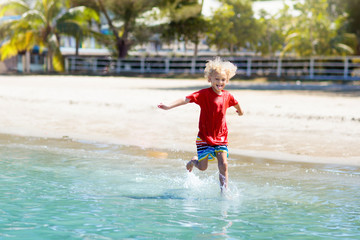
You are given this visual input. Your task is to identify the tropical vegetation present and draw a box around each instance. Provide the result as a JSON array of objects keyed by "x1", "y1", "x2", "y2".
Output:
[
  {"x1": 0, "y1": 0, "x2": 99, "y2": 71},
  {"x1": 0, "y1": 0, "x2": 359, "y2": 72}
]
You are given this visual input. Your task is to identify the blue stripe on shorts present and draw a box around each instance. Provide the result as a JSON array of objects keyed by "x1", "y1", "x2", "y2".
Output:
[{"x1": 196, "y1": 137, "x2": 229, "y2": 161}]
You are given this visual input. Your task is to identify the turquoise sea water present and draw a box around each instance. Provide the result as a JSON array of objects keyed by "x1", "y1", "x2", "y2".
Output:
[{"x1": 1, "y1": 135, "x2": 359, "y2": 240}]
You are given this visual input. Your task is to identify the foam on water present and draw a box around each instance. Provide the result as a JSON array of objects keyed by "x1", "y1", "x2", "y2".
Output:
[{"x1": 1, "y1": 135, "x2": 360, "y2": 239}]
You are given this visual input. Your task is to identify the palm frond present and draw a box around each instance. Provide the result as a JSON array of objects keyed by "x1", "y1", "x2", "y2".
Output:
[
  {"x1": 281, "y1": 41, "x2": 296, "y2": 57},
  {"x1": 0, "y1": 0, "x2": 29, "y2": 17},
  {"x1": 46, "y1": 0, "x2": 63, "y2": 22},
  {"x1": 284, "y1": 32, "x2": 300, "y2": 43},
  {"x1": 67, "y1": 6, "x2": 100, "y2": 22},
  {"x1": 0, "y1": 40, "x2": 19, "y2": 60},
  {"x1": 335, "y1": 43, "x2": 354, "y2": 55},
  {"x1": 0, "y1": 20, "x2": 15, "y2": 40},
  {"x1": 22, "y1": 9, "x2": 46, "y2": 24}
]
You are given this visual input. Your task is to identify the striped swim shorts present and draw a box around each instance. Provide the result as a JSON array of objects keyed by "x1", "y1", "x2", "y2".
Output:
[{"x1": 196, "y1": 136, "x2": 229, "y2": 162}]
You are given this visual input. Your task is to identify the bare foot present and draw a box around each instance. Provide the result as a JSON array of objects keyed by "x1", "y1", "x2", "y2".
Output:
[{"x1": 186, "y1": 156, "x2": 198, "y2": 172}]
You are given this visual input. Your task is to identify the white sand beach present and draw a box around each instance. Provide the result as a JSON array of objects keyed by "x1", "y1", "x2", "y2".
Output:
[{"x1": 0, "y1": 75, "x2": 359, "y2": 165}]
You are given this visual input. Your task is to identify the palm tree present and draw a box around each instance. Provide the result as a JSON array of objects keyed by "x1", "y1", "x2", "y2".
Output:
[
  {"x1": 256, "y1": 7, "x2": 291, "y2": 57},
  {"x1": 282, "y1": 0, "x2": 355, "y2": 56},
  {"x1": 95, "y1": 0, "x2": 159, "y2": 58},
  {"x1": 57, "y1": 6, "x2": 101, "y2": 56},
  {"x1": 206, "y1": 4, "x2": 236, "y2": 54},
  {"x1": 160, "y1": 0, "x2": 207, "y2": 57},
  {"x1": 0, "y1": 0, "x2": 99, "y2": 72}
]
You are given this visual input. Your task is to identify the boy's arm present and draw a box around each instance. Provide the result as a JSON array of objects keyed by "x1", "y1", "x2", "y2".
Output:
[
  {"x1": 234, "y1": 103, "x2": 244, "y2": 116},
  {"x1": 158, "y1": 97, "x2": 190, "y2": 110}
]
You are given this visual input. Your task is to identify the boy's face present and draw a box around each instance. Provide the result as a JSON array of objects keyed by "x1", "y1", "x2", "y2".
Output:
[{"x1": 209, "y1": 71, "x2": 228, "y2": 94}]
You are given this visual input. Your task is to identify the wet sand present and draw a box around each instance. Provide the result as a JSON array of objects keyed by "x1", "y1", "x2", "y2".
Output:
[{"x1": 0, "y1": 75, "x2": 359, "y2": 165}]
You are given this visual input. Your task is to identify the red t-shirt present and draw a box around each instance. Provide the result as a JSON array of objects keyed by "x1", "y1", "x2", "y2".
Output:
[{"x1": 186, "y1": 87, "x2": 238, "y2": 146}]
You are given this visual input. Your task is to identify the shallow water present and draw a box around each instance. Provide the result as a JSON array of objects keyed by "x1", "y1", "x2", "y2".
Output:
[{"x1": 1, "y1": 135, "x2": 359, "y2": 239}]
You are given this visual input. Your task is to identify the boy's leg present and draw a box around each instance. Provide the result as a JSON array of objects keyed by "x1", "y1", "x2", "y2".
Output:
[
  {"x1": 186, "y1": 156, "x2": 208, "y2": 172},
  {"x1": 217, "y1": 152, "x2": 228, "y2": 190},
  {"x1": 187, "y1": 137, "x2": 210, "y2": 172}
]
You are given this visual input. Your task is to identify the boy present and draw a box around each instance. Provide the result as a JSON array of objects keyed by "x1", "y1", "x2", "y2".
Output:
[{"x1": 158, "y1": 57, "x2": 243, "y2": 191}]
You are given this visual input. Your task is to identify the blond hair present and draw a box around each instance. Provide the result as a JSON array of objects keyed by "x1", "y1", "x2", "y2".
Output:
[{"x1": 204, "y1": 57, "x2": 237, "y2": 81}]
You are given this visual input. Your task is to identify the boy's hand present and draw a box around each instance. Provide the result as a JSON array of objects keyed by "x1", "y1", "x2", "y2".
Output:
[
  {"x1": 234, "y1": 104, "x2": 243, "y2": 116},
  {"x1": 158, "y1": 103, "x2": 170, "y2": 110}
]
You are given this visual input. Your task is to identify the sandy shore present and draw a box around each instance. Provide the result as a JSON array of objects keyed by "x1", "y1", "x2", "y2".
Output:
[{"x1": 1, "y1": 75, "x2": 359, "y2": 165}]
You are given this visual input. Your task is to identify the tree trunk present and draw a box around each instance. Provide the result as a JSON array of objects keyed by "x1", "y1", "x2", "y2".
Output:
[
  {"x1": 357, "y1": 30, "x2": 360, "y2": 55},
  {"x1": 194, "y1": 42, "x2": 198, "y2": 58},
  {"x1": 21, "y1": 51, "x2": 31, "y2": 73},
  {"x1": 117, "y1": 38, "x2": 128, "y2": 58},
  {"x1": 25, "y1": 50, "x2": 30, "y2": 73},
  {"x1": 22, "y1": 54, "x2": 26, "y2": 73},
  {"x1": 75, "y1": 37, "x2": 80, "y2": 56},
  {"x1": 230, "y1": 44, "x2": 234, "y2": 54},
  {"x1": 47, "y1": 52, "x2": 52, "y2": 72},
  {"x1": 309, "y1": 19, "x2": 315, "y2": 55},
  {"x1": 96, "y1": 0, "x2": 128, "y2": 58}
]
